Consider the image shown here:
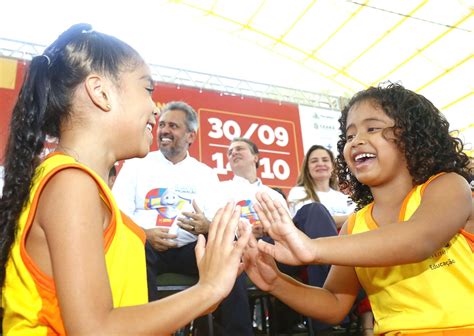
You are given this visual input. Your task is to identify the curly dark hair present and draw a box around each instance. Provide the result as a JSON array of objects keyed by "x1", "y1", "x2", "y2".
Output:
[
  {"x1": 0, "y1": 23, "x2": 142, "y2": 289},
  {"x1": 336, "y1": 82, "x2": 472, "y2": 209}
]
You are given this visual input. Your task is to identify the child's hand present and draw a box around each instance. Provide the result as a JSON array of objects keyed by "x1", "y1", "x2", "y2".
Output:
[
  {"x1": 194, "y1": 203, "x2": 251, "y2": 302},
  {"x1": 255, "y1": 192, "x2": 316, "y2": 265},
  {"x1": 242, "y1": 233, "x2": 280, "y2": 292}
]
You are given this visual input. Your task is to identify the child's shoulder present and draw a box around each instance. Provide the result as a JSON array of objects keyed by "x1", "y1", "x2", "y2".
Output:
[{"x1": 422, "y1": 172, "x2": 469, "y2": 192}]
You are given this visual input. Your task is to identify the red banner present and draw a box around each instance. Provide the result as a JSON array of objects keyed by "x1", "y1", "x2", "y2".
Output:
[
  {"x1": 0, "y1": 58, "x2": 25, "y2": 161},
  {"x1": 152, "y1": 83, "x2": 304, "y2": 192},
  {"x1": 0, "y1": 58, "x2": 304, "y2": 194}
]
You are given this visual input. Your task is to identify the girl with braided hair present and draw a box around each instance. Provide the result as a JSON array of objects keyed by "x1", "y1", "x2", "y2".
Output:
[{"x1": 0, "y1": 24, "x2": 250, "y2": 335}]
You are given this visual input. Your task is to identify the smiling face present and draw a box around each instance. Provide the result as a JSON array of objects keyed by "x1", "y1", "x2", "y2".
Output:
[
  {"x1": 227, "y1": 141, "x2": 258, "y2": 175},
  {"x1": 114, "y1": 62, "x2": 156, "y2": 159},
  {"x1": 157, "y1": 109, "x2": 196, "y2": 163},
  {"x1": 343, "y1": 99, "x2": 409, "y2": 187},
  {"x1": 307, "y1": 148, "x2": 334, "y2": 183}
]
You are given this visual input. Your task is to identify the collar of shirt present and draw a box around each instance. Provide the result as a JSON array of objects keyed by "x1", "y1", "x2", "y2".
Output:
[
  {"x1": 157, "y1": 150, "x2": 191, "y2": 166},
  {"x1": 232, "y1": 175, "x2": 262, "y2": 186}
]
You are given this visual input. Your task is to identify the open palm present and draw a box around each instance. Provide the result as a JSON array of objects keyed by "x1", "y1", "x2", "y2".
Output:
[
  {"x1": 243, "y1": 234, "x2": 279, "y2": 292},
  {"x1": 255, "y1": 192, "x2": 315, "y2": 265},
  {"x1": 195, "y1": 203, "x2": 251, "y2": 300}
]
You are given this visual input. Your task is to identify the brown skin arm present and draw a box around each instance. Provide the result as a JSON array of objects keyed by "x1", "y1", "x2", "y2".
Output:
[
  {"x1": 34, "y1": 169, "x2": 250, "y2": 335},
  {"x1": 243, "y1": 225, "x2": 360, "y2": 325},
  {"x1": 332, "y1": 215, "x2": 349, "y2": 230},
  {"x1": 257, "y1": 173, "x2": 472, "y2": 267}
]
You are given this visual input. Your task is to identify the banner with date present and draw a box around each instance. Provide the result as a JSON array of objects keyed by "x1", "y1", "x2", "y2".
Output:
[
  {"x1": 199, "y1": 108, "x2": 301, "y2": 188},
  {"x1": 0, "y1": 58, "x2": 305, "y2": 193},
  {"x1": 153, "y1": 83, "x2": 304, "y2": 193}
]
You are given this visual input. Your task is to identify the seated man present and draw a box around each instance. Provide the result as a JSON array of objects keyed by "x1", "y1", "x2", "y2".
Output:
[
  {"x1": 217, "y1": 137, "x2": 289, "y2": 237},
  {"x1": 113, "y1": 102, "x2": 253, "y2": 336}
]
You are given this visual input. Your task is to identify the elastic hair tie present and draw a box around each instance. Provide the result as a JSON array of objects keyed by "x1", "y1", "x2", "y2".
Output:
[{"x1": 41, "y1": 54, "x2": 51, "y2": 65}]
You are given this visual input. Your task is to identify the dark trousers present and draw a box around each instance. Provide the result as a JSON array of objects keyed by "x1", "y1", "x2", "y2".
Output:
[{"x1": 146, "y1": 241, "x2": 253, "y2": 336}]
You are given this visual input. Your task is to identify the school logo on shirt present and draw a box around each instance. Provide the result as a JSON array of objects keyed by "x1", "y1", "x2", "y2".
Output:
[
  {"x1": 236, "y1": 199, "x2": 260, "y2": 226},
  {"x1": 145, "y1": 188, "x2": 191, "y2": 227}
]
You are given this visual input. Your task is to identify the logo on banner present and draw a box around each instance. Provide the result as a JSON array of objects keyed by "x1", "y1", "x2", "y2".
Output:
[{"x1": 145, "y1": 188, "x2": 192, "y2": 227}]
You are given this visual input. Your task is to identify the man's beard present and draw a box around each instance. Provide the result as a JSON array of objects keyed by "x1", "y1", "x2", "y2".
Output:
[{"x1": 160, "y1": 143, "x2": 183, "y2": 160}]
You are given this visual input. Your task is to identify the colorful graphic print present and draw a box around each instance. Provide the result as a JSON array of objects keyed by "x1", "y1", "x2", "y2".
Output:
[
  {"x1": 236, "y1": 199, "x2": 260, "y2": 226},
  {"x1": 145, "y1": 188, "x2": 192, "y2": 227}
]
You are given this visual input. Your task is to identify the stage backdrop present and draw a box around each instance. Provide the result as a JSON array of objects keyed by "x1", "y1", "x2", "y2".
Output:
[
  {"x1": 0, "y1": 57, "x2": 308, "y2": 194},
  {"x1": 298, "y1": 104, "x2": 342, "y2": 156},
  {"x1": 0, "y1": 57, "x2": 24, "y2": 158},
  {"x1": 151, "y1": 83, "x2": 303, "y2": 192}
]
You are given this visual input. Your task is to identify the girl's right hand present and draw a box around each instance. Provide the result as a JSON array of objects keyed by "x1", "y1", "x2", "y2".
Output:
[
  {"x1": 255, "y1": 192, "x2": 316, "y2": 265},
  {"x1": 194, "y1": 203, "x2": 251, "y2": 302},
  {"x1": 242, "y1": 233, "x2": 280, "y2": 292}
]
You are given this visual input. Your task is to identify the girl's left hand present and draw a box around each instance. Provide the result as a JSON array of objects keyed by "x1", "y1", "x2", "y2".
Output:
[{"x1": 195, "y1": 203, "x2": 251, "y2": 302}]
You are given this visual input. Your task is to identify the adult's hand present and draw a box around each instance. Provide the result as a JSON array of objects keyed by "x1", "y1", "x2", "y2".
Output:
[
  {"x1": 178, "y1": 200, "x2": 211, "y2": 235},
  {"x1": 145, "y1": 227, "x2": 178, "y2": 252}
]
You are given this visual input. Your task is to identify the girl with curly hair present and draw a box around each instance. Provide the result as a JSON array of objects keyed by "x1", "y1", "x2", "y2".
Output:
[
  {"x1": 244, "y1": 83, "x2": 473, "y2": 335},
  {"x1": 0, "y1": 24, "x2": 250, "y2": 335}
]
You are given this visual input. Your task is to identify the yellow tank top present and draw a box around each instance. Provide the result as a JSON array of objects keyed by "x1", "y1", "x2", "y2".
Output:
[
  {"x1": 348, "y1": 174, "x2": 474, "y2": 335},
  {"x1": 2, "y1": 153, "x2": 148, "y2": 335}
]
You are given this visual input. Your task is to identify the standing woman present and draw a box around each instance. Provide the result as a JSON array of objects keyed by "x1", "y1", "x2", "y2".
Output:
[{"x1": 288, "y1": 145, "x2": 354, "y2": 229}]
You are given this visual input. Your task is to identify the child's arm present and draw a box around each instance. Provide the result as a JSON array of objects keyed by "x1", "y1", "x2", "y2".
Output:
[
  {"x1": 256, "y1": 173, "x2": 472, "y2": 267},
  {"x1": 243, "y1": 233, "x2": 359, "y2": 324},
  {"x1": 36, "y1": 169, "x2": 250, "y2": 335},
  {"x1": 332, "y1": 215, "x2": 349, "y2": 230}
]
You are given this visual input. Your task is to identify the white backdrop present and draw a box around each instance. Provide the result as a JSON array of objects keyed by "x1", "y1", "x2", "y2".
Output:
[{"x1": 298, "y1": 105, "x2": 342, "y2": 156}]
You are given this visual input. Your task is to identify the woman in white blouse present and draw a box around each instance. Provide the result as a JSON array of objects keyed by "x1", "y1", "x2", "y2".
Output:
[{"x1": 288, "y1": 145, "x2": 355, "y2": 229}]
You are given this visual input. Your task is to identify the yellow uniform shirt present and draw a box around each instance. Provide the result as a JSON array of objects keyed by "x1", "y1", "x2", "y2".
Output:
[
  {"x1": 348, "y1": 174, "x2": 474, "y2": 335},
  {"x1": 2, "y1": 153, "x2": 148, "y2": 335}
]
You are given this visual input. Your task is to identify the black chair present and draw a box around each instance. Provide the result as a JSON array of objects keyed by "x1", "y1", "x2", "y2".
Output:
[
  {"x1": 246, "y1": 277, "x2": 276, "y2": 336},
  {"x1": 156, "y1": 273, "x2": 214, "y2": 336},
  {"x1": 247, "y1": 276, "x2": 316, "y2": 336}
]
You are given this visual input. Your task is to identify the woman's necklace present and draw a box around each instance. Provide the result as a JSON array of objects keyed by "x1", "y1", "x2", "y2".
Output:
[{"x1": 55, "y1": 145, "x2": 81, "y2": 162}]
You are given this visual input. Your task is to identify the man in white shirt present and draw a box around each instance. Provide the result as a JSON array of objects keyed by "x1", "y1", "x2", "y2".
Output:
[
  {"x1": 113, "y1": 101, "x2": 252, "y2": 336},
  {"x1": 219, "y1": 137, "x2": 290, "y2": 236}
]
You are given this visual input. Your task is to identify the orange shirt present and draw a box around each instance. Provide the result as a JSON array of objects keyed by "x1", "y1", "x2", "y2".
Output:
[{"x1": 2, "y1": 153, "x2": 148, "y2": 335}]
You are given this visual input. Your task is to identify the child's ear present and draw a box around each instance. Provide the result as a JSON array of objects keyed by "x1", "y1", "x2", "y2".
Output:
[{"x1": 84, "y1": 74, "x2": 112, "y2": 112}]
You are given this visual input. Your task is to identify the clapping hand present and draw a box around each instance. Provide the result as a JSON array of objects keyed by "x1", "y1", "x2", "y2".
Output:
[
  {"x1": 145, "y1": 227, "x2": 178, "y2": 252},
  {"x1": 195, "y1": 203, "x2": 251, "y2": 302},
  {"x1": 255, "y1": 192, "x2": 316, "y2": 265},
  {"x1": 242, "y1": 232, "x2": 280, "y2": 292},
  {"x1": 178, "y1": 200, "x2": 211, "y2": 235}
]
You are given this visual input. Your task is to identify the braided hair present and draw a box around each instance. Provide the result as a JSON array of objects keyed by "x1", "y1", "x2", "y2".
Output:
[{"x1": 0, "y1": 23, "x2": 142, "y2": 288}]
